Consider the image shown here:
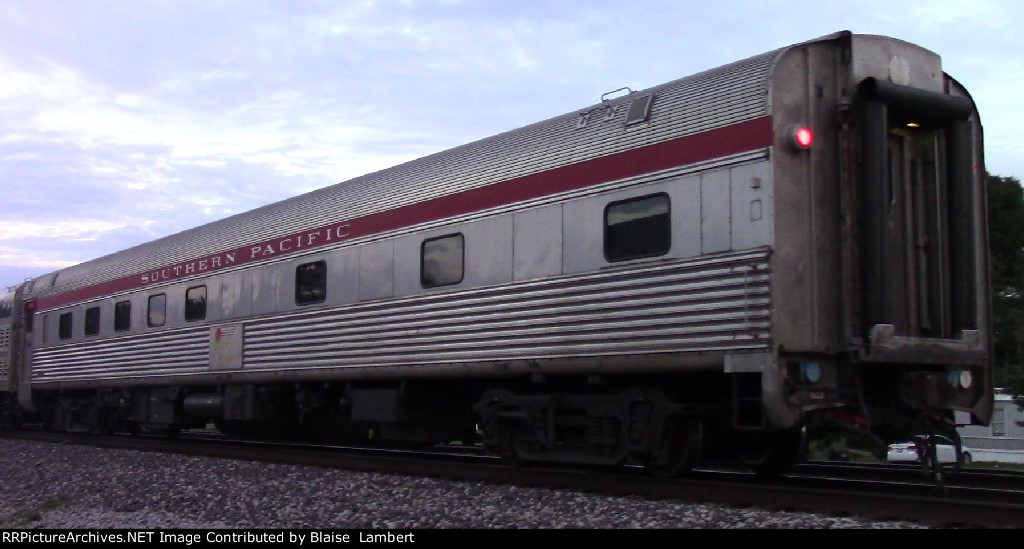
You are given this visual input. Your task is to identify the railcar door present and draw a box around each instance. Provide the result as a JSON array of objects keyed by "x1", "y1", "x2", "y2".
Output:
[
  {"x1": 0, "y1": 298, "x2": 12, "y2": 395},
  {"x1": 3, "y1": 291, "x2": 34, "y2": 418},
  {"x1": 850, "y1": 75, "x2": 990, "y2": 428},
  {"x1": 875, "y1": 126, "x2": 953, "y2": 338},
  {"x1": 857, "y1": 78, "x2": 978, "y2": 343}
]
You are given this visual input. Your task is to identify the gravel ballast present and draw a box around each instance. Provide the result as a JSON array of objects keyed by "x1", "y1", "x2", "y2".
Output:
[{"x1": 0, "y1": 439, "x2": 928, "y2": 529}]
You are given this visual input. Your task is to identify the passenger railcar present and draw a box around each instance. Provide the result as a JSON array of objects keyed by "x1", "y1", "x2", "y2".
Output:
[{"x1": 0, "y1": 31, "x2": 992, "y2": 475}]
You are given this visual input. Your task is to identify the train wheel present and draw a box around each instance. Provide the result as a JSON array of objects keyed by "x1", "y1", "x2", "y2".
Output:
[
  {"x1": 52, "y1": 402, "x2": 69, "y2": 433},
  {"x1": 497, "y1": 425, "x2": 527, "y2": 467},
  {"x1": 738, "y1": 427, "x2": 805, "y2": 478},
  {"x1": 126, "y1": 421, "x2": 141, "y2": 436},
  {"x1": 0, "y1": 410, "x2": 20, "y2": 430},
  {"x1": 98, "y1": 409, "x2": 117, "y2": 436},
  {"x1": 498, "y1": 446, "x2": 525, "y2": 467},
  {"x1": 647, "y1": 418, "x2": 703, "y2": 478}
]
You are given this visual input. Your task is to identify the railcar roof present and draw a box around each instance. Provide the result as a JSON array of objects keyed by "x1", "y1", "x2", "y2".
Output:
[{"x1": 27, "y1": 38, "x2": 804, "y2": 299}]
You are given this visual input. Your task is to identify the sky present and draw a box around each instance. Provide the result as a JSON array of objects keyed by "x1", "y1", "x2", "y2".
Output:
[{"x1": 1, "y1": 0, "x2": 1022, "y2": 291}]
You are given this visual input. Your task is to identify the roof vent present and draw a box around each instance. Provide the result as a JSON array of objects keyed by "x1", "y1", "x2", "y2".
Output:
[{"x1": 625, "y1": 94, "x2": 654, "y2": 126}]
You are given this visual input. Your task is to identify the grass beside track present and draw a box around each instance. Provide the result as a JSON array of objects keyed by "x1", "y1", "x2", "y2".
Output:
[
  {"x1": 0, "y1": 495, "x2": 71, "y2": 528},
  {"x1": 965, "y1": 461, "x2": 1024, "y2": 472}
]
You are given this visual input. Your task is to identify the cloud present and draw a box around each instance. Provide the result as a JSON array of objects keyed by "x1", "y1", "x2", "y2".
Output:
[{"x1": 0, "y1": 220, "x2": 131, "y2": 242}]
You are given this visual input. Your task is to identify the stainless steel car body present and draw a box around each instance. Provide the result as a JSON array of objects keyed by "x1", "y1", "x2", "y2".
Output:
[{"x1": 8, "y1": 31, "x2": 992, "y2": 436}]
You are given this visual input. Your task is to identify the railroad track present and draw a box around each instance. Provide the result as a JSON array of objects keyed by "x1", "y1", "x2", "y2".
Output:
[
  {"x1": 796, "y1": 461, "x2": 1024, "y2": 493},
  {"x1": 5, "y1": 429, "x2": 1023, "y2": 528}
]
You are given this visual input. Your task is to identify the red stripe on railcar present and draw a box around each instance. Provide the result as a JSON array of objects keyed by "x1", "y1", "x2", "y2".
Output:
[{"x1": 37, "y1": 116, "x2": 773, "y2": 311}]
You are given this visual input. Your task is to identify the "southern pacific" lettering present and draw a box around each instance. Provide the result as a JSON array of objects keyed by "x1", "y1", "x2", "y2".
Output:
[
  {"x1": 139, "y1": 223, "x2": 352, "y2": 285},
  {"x1": 247, "y1": 224, "x2": 351, "y2": 260},
  {"x1": 140, "y1": 252, "x2": 239, "y2": 284}
]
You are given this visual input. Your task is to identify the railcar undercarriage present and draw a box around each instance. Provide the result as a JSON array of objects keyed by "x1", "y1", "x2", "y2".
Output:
[
  {"x1": 16, "y1": 352, "x2": 984, "y2": 482},
  {"x1": 24, "y1": 369, "x2": 826, "y2": 478}
]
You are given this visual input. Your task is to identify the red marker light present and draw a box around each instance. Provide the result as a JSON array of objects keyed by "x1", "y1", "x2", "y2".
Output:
[
  {"x1": 785, "y1": 124, "x2": 813, "y2": 152},
  {"x1": 795, "y1": 127, "x2": 813, "y2": 148}
]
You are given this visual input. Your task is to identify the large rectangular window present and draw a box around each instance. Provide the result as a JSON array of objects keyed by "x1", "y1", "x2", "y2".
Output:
[
  {"x1": 59, "y1": 312, "x2": 73, "y2": 340},
  {"x1": 296, "y1": 261, "x2": 327, "y2": 305},
  {"x1": 148, "y1": 294, "x2": 166, "y2": 327},
  {"x1": 114, "y1": 300, "x2": 131, "y2": 332},
  {"x1": 604, "y1": 193, "x2": 671, "y2": 262},
  {"x1": 421, "y1": 233, "x2": 464, "y2": 288},
  {"x1": 185, "y1": 286, "x2": 207, "y2": 321},
  {"x1": 84, "y1": 306, "x2": 100, "y2": 336}
]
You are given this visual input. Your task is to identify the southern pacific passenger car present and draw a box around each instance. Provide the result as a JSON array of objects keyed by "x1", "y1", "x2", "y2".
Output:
[{"x1": 0, "y1": 31, "x2": 992, "y2": 476}]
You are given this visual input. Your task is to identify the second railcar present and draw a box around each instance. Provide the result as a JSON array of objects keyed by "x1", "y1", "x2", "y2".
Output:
[{"x1": 3, "y1": 31, "x2": 992, "y2": 475}]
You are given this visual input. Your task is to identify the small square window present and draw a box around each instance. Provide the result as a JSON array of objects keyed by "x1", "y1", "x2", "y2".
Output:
[
  {"x1": 148, "y1": 294, "x2": 166, "y2": 327},
  {"x1": 626, "y1": 94, "x2": 654, "y2": 125},
  {"x1": 186, "y1": 286, "x2": 207, "y2": 321},
  {"x1": 115, "y1": 301, "x2": 131, "y2": 332},
  {"x1": 604, "y1": 193, "x2": 671, "y2": 262},
  {"x1": 85, "y1": 306, "x2": 100, "y2": 336},
  {"x1": 421, "y1": 234, "x2": 464, "y2": 288},
  {"x1": 296, "y1": 261, "x2": 327, "y2": 305},
  {"x1": 59, "y1": 312, "x2": 73, "y2": 340}
]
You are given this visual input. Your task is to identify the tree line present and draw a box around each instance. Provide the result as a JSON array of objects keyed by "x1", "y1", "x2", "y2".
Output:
[{"x1": 989, "y1": 173, "x2": 1024, "y2": 402}]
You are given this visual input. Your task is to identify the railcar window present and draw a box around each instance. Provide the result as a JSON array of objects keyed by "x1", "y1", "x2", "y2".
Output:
[
  {"x1": 295, "y1": 261, "x2": 327, "y2": 305},
  {"x1": 148, "y1": 294, "x2": 166, "y2": 327},
  {"x1": 421, "y1": 233, "x2": 464, "y2": 288},
  {"x1": 42, "y1": 314, "x2": 49, "y2": 344},
  {"x1": 114, "y1": 300, "x2": 131, "y2": 332},
  {"x1": 84, "y1": 306, "x2": 100, "y2": 336},
  {"x1": 185, "y1": 286, "x2": 207, "y2": 321},
  {"x1": 58, "y1": 312, "x2": 73, "y2": 340},
  {"x1": 625, "y1": 94, "x2": 654, "y2": 126},
  {"x1": 604, "y1": 193, "x2": 671, "y2": 262}
]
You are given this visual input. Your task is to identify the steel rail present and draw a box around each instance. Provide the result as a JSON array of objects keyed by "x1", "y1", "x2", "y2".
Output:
[{"x1": 5, "y1": 430, "x2": 1022, "y2": 528}]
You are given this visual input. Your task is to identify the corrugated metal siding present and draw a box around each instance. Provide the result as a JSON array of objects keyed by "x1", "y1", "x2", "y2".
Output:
[
  {"x1": 30, "y1": 50, "x2": 778, "y2": 299},
  {"x1": 31, "y1": 326, "x2": 208, "y2": 383},
  {"x1": 29, "y1": 249, "x2": 770, "y2": 385},
  {"x1": 243, "y1": 249, "x2": 771, "y2": 372}
]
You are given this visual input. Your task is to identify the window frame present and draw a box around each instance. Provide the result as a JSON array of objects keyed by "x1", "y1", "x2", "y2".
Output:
[
  {"x1": 420, "y1": 233, "x2": 465, "y2": 289},
  {"x1": 603, "y1": 192, "x2": 672, "y2": 263},
  {"x1": 147, "y1": 293, "x2": 167, "y2": 328},
  {"x1": 185, "y1": 285, "x2": 208, "y2": 322},
  {"x1": 295, "y1": 260, "x2": 327, "y2": 306}
]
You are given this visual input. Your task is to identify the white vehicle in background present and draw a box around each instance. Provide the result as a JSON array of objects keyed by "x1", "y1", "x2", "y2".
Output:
[{"x1": 887, "y1": 435, "x2": 972, "y2": 466}]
